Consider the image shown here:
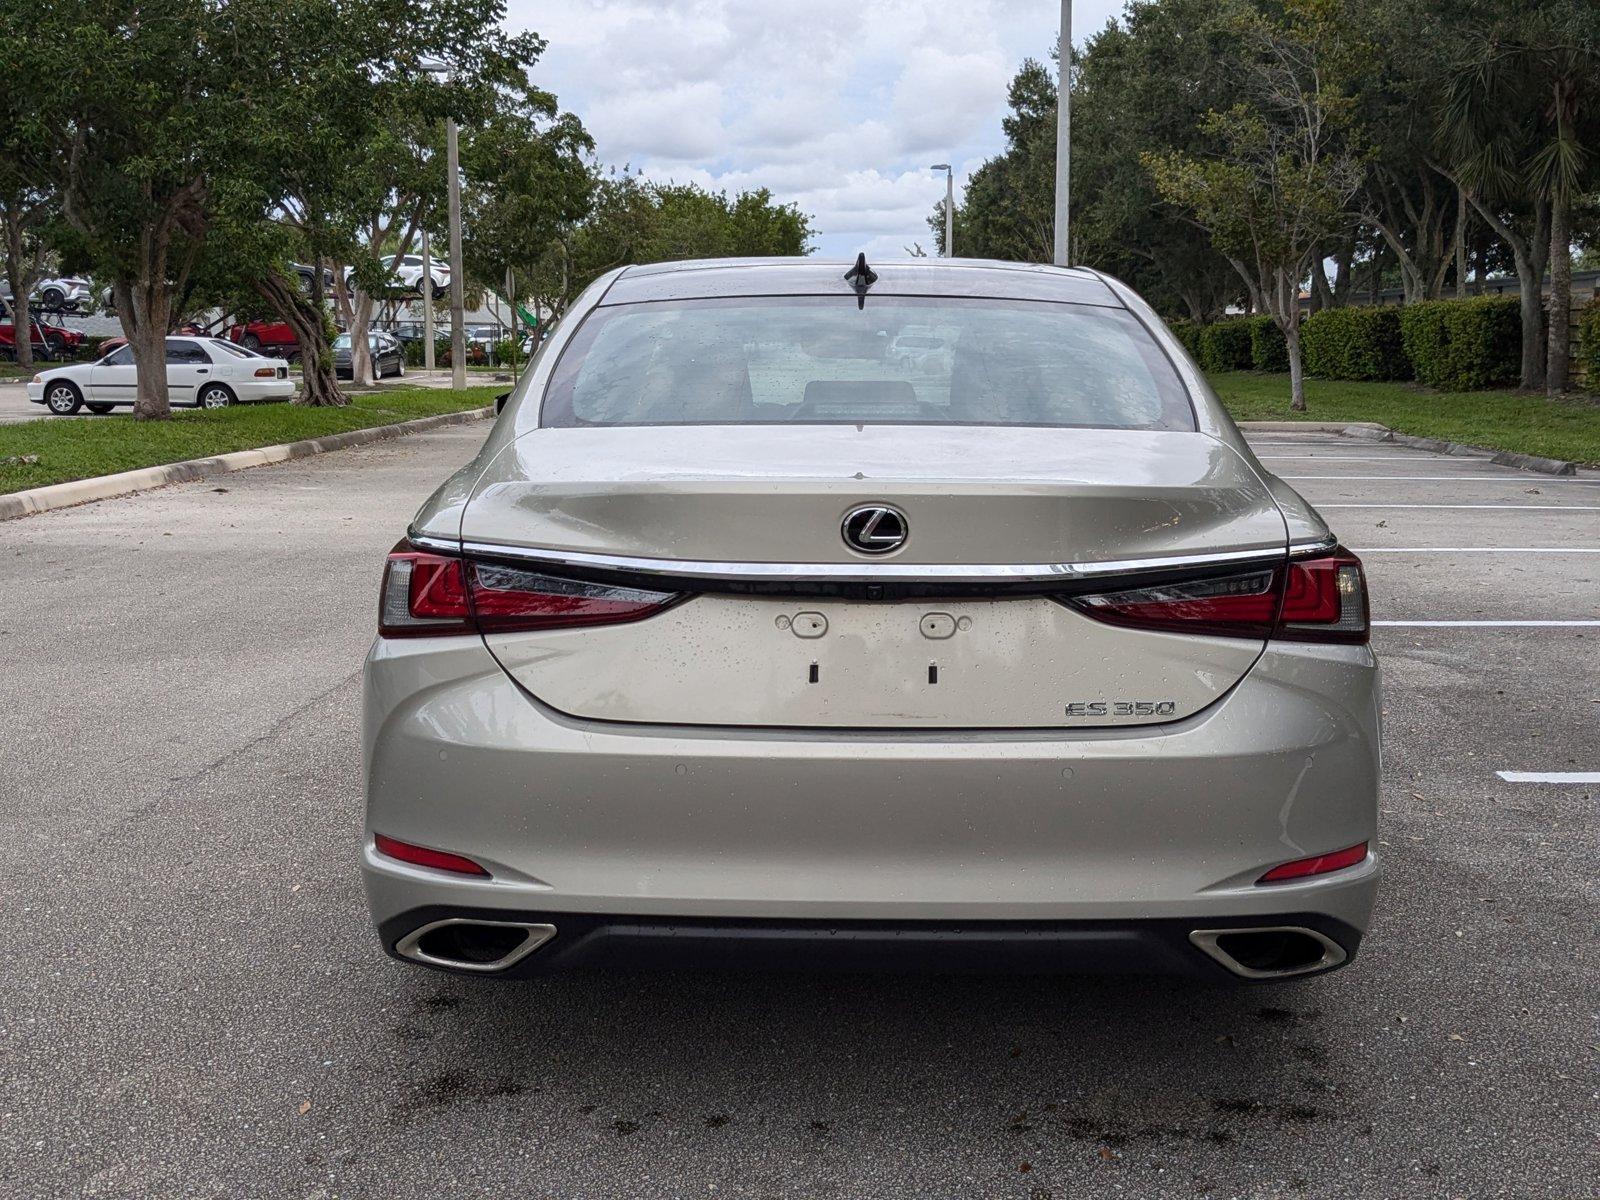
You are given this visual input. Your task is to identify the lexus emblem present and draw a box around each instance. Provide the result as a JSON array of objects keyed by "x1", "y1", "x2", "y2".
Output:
[{"x1": 842, "y1": 504, "x2": 908, "y2": 555}]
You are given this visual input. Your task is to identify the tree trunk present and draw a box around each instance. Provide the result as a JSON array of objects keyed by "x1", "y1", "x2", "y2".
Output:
[
  {"x1": 255, "y1": 269, "x2": 345, "y2": 408},
  {"x1": 1272, "y1": 267, "x2": 1306, "y2": 413},
  {"x1": 1464, "y1": 189, "x2": 1547, "y2": 390},
  {"x1": 1310, "y1": 257, "x2": 1333, "y2": 313},
  {"x1": 118, "y1": 278, "x2": 173, "y2": 420},
  {"x1": 3, "y1": 210, "x2": 36, "y2": 373},
  {"x1": 1332, "y1": 243, "x2": 1354, "y2": 307},
  {"x1": 1287, "y1": 323, "x2": 1306, "y2": 412},
  {"x1": 1546, "y1": 195, "x2": 1570, "y2": 396},
  {"x1": 350, "y1": 290, "x2": 375, "y2": 385},
  {"x1": 1454, "y1": 188, "x2": 1469, "y2": 299}
]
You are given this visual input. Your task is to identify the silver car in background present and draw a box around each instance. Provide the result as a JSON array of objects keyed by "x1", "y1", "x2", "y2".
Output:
[{"x1": 362, "y1": 257, "x2": 1379, "y2": 983}]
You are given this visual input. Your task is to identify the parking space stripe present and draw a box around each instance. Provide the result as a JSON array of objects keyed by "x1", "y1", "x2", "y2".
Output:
[
  {"x1": 1373, "y1": 619, "x2": 1600, "y2": 627},
  {"x1": 1496, "y1": 771, "x2": 1600, "y2": 784},
  {"x1": 1321, "y1": 504, "x2": 1600, "y2": 510},
  {"x1": 1257, "y1": 455, "x2": 1445, "y2": 461},
  {"x1": 1283, "y1": 475, "x2": 1600, "y2": 483}
]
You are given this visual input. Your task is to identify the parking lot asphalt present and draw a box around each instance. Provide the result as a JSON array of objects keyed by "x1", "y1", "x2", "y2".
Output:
[{"x1": 1, "y1": 424, "x2": 1595, "y2": 1199}]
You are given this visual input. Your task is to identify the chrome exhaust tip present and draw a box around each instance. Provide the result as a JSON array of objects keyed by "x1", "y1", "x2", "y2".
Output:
[
  {"x1": 395, "y1": 918, "x2": 557, "y2": 973},
  {"x1": 1189, "y1": 926, "x2": 1347, "y2": 980}
]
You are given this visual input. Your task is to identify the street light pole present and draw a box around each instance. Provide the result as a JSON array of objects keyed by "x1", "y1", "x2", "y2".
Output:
[
  {"x1": 445, "y1": 113, "x2": 466, "y2": 390},
  {"x1": 930, "y1": 163, "x2": 953, "y2": 258},
  {"x1": 421, "y1": 226, "x2": 435, "y2": 372},
  {"x1": 1052, "y1": 0, "x2": 1072, "y2": 267}
]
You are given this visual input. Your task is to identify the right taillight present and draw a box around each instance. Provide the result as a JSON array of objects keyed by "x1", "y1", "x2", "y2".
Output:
[
  {"x1": 378, "y1": 541, "x2": 681, "y2": 638},
  {"x1": 1070, "y1": 548, "x2": 1369, "y2": 644},
  {"x1": 1274, "y1": 548, "x2": 1369, "y2": 643}
]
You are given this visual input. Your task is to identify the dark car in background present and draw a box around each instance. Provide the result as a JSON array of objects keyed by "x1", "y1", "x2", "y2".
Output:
[{"x1": 333, "y1": 329, "x2": 404, "y2": 380}]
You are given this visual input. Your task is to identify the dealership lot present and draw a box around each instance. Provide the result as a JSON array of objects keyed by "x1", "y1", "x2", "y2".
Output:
[{"x1": 0, "y1": 425, "x2": 1594, "y2": 1199}]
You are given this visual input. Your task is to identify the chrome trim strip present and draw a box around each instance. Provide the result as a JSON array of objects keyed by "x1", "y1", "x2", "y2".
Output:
[{"x1": 408, "y1": 533, "x2": 1334, "y2": 584}]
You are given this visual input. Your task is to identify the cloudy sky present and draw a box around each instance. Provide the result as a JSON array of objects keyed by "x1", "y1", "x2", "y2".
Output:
[{"x1": 503, "y1": 0, "x2": 1124, "y2": 259}]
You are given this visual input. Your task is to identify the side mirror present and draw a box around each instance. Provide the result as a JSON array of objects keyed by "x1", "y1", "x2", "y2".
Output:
[{"x1": 494, "y1": 390, "x2": 511, "y2": 415}]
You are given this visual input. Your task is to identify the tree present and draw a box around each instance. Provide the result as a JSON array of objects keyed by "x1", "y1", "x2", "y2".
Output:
[
  {"x1": 1071, "y1": 0, "x2": 1248, "y2": 320},
  {"x1": 0, "y1": 176, "x2": 51, "y2": 373},
  {"x1": 520, "y1": 173, "x2": 812, "y2": 322},
  {"x1": 1148, "y1": 4, "x2": 1364, "y2": 411},
  {"x1": 932, "y1": 59, "x2": 1058, "y2": 263},
  {"x1": 2, "y1": 0, "x2": 231, "y2": 418},
  {"x1": 1436, "y1": 0, "x2": 1600, "y2": 392},
  {"x1": 459, "y1": 90, "x2": 595, "y2": 336}
]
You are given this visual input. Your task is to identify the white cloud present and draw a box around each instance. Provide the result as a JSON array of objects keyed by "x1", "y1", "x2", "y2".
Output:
[{"x1": 504, "y1": 0, "x2": 1126, "y2": 257}]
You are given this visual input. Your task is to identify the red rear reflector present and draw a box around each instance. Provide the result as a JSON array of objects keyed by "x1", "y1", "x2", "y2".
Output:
[
  {"x1": 1070, "y1": 548, "x2": 1370, "y2": 644},
  {"x1": 1258, "y1": 842, "x2": 1368, "y2": 884},
  {"x1": 378, "y1": 541, "x2": 680, "y2": 637},
  {"x1": 374, "y1": 833, "x2": 490, "y2": 877}
]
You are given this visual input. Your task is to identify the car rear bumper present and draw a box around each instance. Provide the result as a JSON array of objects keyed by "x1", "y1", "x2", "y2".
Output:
[
  {"x1": 234, "y1": 378, "x2": 295, "y2": 402},
  {"x1": 363, "y1": 636, "x2": 1380, "y2": 975},
  {"x1": 375, "y1": 906, "x2": 1365, "y2": 982}
]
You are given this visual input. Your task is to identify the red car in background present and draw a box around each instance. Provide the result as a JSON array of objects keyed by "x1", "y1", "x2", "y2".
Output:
[
  {"x1": 0, "y1": 319, "x2": 86, "y2": 360},
  {"x1": 94, "y1": 322, "x2": 209, "y2": 359},
  {"x1": 226, "y1": 320, "x2": 300, "y2": 355}
]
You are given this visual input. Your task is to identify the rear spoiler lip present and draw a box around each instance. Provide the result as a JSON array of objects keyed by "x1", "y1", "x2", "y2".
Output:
[{"x1": 406, "y1": 532, "x2": 1337, "y2": 596}]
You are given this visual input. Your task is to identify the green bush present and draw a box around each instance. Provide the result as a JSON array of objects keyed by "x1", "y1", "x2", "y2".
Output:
[
  {"x1": 1168, "y1": 319, "x2": 1204, "y2": 360},
  {"x1": 1579, "y1": 297, "x2": 1600, "y2": 394},
  {"x1": 1399, "y1": 296, "x2": 1520, "y2": 390},
  {"x1": 1197, "y1": 318, "x2": 1254, "y2": 372},
  {"x1": 1248, "y1": 316, "x2": 1288, "y2": 372},
  {"x1": 1301, "y1": 306, "x2": 1410, "y2": 381},
  {"x1": 491, "y1": 338, "x2": 521, "y2": 368},
  {"x1": 402, "y1": 338, "x2": 425, "y2": 367}
]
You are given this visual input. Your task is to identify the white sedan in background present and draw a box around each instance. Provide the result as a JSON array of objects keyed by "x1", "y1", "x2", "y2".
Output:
[{"x1": 27, "y1": 337, "x2": 295, "y2": 415}]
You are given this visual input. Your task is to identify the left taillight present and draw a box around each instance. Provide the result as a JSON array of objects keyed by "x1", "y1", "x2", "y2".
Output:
[{"x1": 378, "y1": 541, "x2": 680, "y2": 638}]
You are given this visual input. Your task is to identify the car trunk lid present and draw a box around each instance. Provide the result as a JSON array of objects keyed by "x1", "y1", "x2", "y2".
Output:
[{"x1": 458, "y1": 425, "x2": 1288, "y2": 728}]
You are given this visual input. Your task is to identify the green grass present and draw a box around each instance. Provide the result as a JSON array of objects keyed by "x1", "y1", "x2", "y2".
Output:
[
  {"x1": 1210, "y1": 372, "x2": 1600, "y2": 468},
  {"x1": 1, "y1": 386, "x2": 501, "y2": 494}
]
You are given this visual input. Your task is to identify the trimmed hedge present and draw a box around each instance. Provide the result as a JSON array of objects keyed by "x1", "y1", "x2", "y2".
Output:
[
  {"x1": 1579, "y1": 297, "x2": 1600, "y2": 394},
  {"x1": 1168, "y1": 319, "x2": 1204, "y2": 360},
  {"x1": 1197, "y1": 318, "x2": 1254, "y2": 372},
  {"x1": 1301, "y1": 306, "x2": 1410, "y2": 381},
  {"x1": 1399, "y1": 296, "x2": 1520, "y2": 390},
  {"x1": 1248, "y1": 316, "x2": 1288, "y2": 372}
]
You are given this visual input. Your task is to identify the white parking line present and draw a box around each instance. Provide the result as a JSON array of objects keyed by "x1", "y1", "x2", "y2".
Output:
[
  {"x1": 1321, "y1": 504, "x2": 1600, "y2": 510},
  {"x1": 1351, "y1": 547, "x2": 1600, "y2": 553},
  {"x1": 1373, "y1": 620, "x2": 1600, "y2": 627},
  {"x1": 1257, "y1": 455, "x2": 1446, "y2": 461},
  {"x1": 1496, "y1": 771, "x2": 1600, "y2": 784},
  {"x1": 1284, "y1": 476, "x2": 1600, "y2": 483}
]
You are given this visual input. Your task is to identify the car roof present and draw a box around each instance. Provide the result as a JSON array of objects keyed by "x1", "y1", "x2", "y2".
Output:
[{"x1": 601, "y1": 257, "x2": 1123, "y2": 307}]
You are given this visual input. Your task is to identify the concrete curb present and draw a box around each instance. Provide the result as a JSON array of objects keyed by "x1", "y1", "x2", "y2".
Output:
[
  {"x1": 1237, "y1": 421, "x2": 1389, "y2": 434},
  {"x1": 0, "y1": 405, "x2": 493, "y2": 521},
  {"x1": 1238, "y1": 419, "x2": 1580, "y2": 476}
]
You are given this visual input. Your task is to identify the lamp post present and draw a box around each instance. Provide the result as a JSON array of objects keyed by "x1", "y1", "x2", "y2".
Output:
[
  {"x1": 1053, "y1": 0, "x2": 1072, "y2": 267},
  {"x1": 930, "y1": 163, "x2": 953, "y2": 258},
  {"x1": 444, "y1": 113, "x2": 466, "y2": 390},
  {"x1": 421, "y1": 57, "x2": 467, "y2": 389},
  {"x1": 421, "y1": 226, "x2": 435, "y2": 372}
]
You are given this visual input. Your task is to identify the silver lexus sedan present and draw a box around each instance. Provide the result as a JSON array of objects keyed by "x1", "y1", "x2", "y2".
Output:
[{"x1": 362, "y1": 257, "x2": 1379, "y2": 983}]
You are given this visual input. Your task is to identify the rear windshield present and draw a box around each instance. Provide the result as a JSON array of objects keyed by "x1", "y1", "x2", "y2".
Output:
[{"x1": 540, "y1": 296, "x2": 1193, "y2": 430}]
